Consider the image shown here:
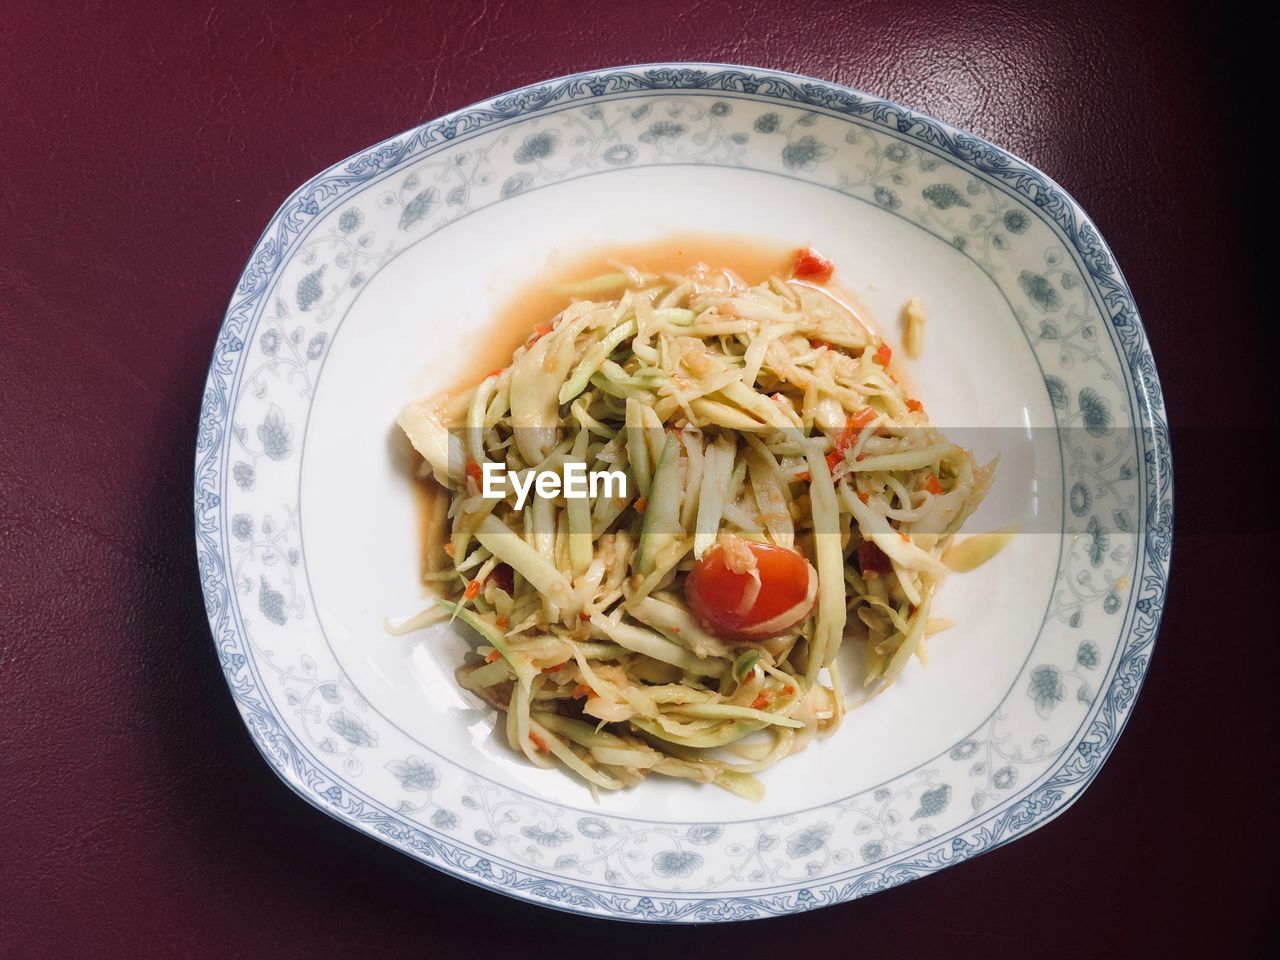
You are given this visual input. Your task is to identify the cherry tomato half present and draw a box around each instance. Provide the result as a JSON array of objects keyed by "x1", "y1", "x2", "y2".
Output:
[{"x1": 685, "y1": 542, "x2": 817, "y2": 642}]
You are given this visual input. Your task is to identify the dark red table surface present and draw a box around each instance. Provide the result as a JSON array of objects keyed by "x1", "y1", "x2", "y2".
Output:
[{"x1": 2, "y1": 0, "x2": 1273, "y2": 956}]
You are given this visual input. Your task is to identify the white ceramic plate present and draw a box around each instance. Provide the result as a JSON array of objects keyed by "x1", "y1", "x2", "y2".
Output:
[{"x1": 195, "y1": 64, "x2": 1172, "y2": 921}]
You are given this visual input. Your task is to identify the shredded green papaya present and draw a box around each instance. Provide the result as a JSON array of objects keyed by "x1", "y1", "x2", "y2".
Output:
[{"x1": 393, "y1": 257, "x2": 995, "y2": 799}]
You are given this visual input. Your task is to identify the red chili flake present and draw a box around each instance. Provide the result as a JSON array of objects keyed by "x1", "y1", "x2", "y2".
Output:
[
  {"x1": 484, "y1": 650, "x2": 502, "y2": 663},
  {"x1": 847, "y1": 407, "x2": 877, "y2": 431},
  {"x1": 528, "y1": 732, "x2": 550, "y2": 752},
  {"x1": 495, "y1": 615, "x2": 509, "y2": 630},
  {"x1": 541, "y1": 661, "x2": 569, "y2": 674},
  {"x1": 906, "y1": 398, "x2": 925, "y2": 413},
  {"x1": 465, "y1": 461, "x2": 483, "y2": 485},
  {"x1": 925, "y1": 475, "x2": 942, "y2": 496},
  {"x1": 874, "y1": 342, "x2": 892, "y2": 366},
  {"x1": 463, "y1": 579, "x2": 481, "y2": 600},
  {"x1": 826, "y1": 407, "x2": 877, "y2": 474},
  {"x1": 634, "y1": 496, "x2": 648, "y2": 515},
  {"x1": 571, "y1": 684, "x2": 593, "y2": 700},
  {"x1": 792, "y1": 248, "x2": 835, "y2": 283},
  {"x1": 751, "y1": 689, "x2": 777, "y2": 710},
  {"x1": 857, "y1": 490, "x2": 870, "y2": 504}
]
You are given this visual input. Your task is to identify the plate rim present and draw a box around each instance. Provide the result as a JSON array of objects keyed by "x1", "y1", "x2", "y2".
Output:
[{"x1": 193, "y1": 61, "x2": 1174, "y2": 922}]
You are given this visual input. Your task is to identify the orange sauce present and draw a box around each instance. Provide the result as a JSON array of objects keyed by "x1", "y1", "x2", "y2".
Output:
[
  {"x1": 439, "y1": 233, "x2": 883, "y2": 400},
  {"x1": 410, "y1": 470, "x2": 451, "y2": 588}
]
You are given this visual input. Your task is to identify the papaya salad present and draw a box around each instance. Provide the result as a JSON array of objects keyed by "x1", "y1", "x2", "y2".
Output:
[{"x1": 394, "y1": 249, "x2": 996, "y2": 800}]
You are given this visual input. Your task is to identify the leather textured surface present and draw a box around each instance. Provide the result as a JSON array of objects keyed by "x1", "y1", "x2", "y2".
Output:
[{"x1": 0, "y1": 1, "x2": 1270, "y2": 955}]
